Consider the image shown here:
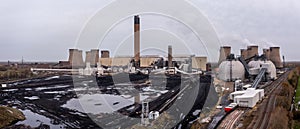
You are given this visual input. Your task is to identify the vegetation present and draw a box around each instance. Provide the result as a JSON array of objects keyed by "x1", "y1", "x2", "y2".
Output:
[
  {"x1": 284, "y1": 67, "x2": 300, "y2": 129},
  {"x1": 0, "y1": 66, "x2": 34, "y2": 83},
  {"x1": 269, "y1": 107, "x2": 290, "y2": 129},
  {"x1": 0, "y1": 66, "x2": 7, "y2": 71},
  {"x1": 295, "y1": 77, "x2": 300, "y2": 109},
  {"x1": 130, "y1": 113, "x2": 176, "y2": 129},
  {"x1": 239, "y1": 67, "x2": 299, "y2": 129},
  {"x1": 0, "y1": 106, "x2": 25, "y2": 128},
  {"x1": 272, "y1": 68, "x2": 299, "y2": 129}
]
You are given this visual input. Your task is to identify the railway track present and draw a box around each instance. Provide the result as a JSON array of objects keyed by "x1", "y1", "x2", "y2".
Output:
[
  {"x1": 247, "y1": 71, "x2": 290, "y2": 129},
  {"x1": 218, "y1": 109, "x2": 244, "y2": 129}
]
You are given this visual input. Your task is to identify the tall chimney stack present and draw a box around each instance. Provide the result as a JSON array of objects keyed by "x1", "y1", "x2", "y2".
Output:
[
  {"x1": 269, "y1": 47, "x2": 283, "y2": 68},
  {"x1": 134, "y1": 15, "x2": 140, "y2": 67},
  {"x1": 218, "y1": 46, "x2": 231, "y2": 65},
  {"x1": 168, "y1": 45, "x2": 173, "y2": 68},
  {"x1": 240, "y1": 49, "x2": 248, "y2": 59},
  {"x1": 247, "y1": 45, "x2": 258, "y2": 60},
  {"x1": 263, "y1": 49, "x2": 270, "y2": 60}
]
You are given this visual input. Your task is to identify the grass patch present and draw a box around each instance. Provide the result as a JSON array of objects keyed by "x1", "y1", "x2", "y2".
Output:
[
  {"x1": 0, "y1": 106, "x2": 25, "y2": 128},
  {"x1": 294, "y1": 120, "x2": 300, "y2": 129},
  {"x1": 295, "y1": 77, "x2": 300, "y2": 109}
]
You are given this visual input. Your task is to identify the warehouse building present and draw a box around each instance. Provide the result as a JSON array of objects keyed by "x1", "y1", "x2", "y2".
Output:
[{"x1": 229, "y1": 88, "x2": 264, "y2": 108}]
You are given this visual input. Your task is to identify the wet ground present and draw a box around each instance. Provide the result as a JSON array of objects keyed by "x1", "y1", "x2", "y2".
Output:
[{"x1": 0, "y1": 74, "x2": 215, "y2": 129}]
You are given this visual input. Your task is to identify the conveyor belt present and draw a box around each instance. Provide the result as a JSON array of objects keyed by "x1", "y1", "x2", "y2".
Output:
[{"x1": 252, "y1": 68, "x2": 267, "y2": 88}]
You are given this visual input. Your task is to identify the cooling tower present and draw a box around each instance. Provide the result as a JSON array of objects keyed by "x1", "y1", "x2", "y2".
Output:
[
  {"x1": 85, "y1": 49, "x2": 99, "y2": 66},
  {"x1": 247, "y1": 45, "x2": 258, "y2": 60},
  {"x1": 134, "y1": 15, "x2": 140, "y2": 67},
  {"x1": 263, "y1": 49, "x2": 270, "y2": 60},
  {"x1": 85, "y1": 51, "x2": 91, "y2": 64},
  {"x1": 68, "y1": 49, "x2": 84, "y2": 67},
  {"x1": 91, "y1": 49, "x2": 99, "y2": 66},
  {"x1": 240, "y1": 49, "x2": 248, "y2": 59},
  {"x1": 101, "y1": 50, "x2": 110, "y2": 58},
  {"x1": 168, "y1": 45, "x2": 173, "y2": 67},
  {"x1": 218, "y1": 46, "x2": 231, "y2": 65},
  {"x1": 269, "y1": 47, "x2": 283, "y2": 68}
]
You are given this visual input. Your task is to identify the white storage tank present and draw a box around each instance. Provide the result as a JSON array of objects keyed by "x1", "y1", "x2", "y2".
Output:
[
  {"x1": 248, "y1": 60, "x2": 262, "y2": 69},
  {"x1": 248, "y1": 60, "x2": 276, "y2": 79},
  {"x1": 261, "y1": 61, "x2": 277, "y2": 79},
  {"x1": 218, "y1": 60, "x2": 245, "y2": 81}
]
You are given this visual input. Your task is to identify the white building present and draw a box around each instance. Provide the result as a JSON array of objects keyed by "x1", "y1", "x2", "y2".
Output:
[{"x1": 230, "y1": 88, "x2": 264, "y2": 108}]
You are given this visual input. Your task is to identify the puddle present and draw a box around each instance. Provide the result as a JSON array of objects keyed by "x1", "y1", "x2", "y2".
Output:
[
  {"x1": 62, "y1": 94, "x2": 135, "y2": 114},
  {"x1": 16, "y1": 109, "x2": 65, "y2": 128},
  {"x1": 44, "y1": 76, "x2": 60, "y2": 81},
  {"x1": 24, "y1": 96, "x2": 40, "y2": 100}
]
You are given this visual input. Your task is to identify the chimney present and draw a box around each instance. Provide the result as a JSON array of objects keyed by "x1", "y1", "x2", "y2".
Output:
[
  {"x1": 168, "y1": 45, "x2": 173, "y2": 68},
  {"x1": 263, "y1": 49, "x2": 270, "y2": 60},
  {"x1": 240, "y1": 49, "x2": 248, "y2": 59},
  {"x1": 269, "y1": 47, "x2": 283, "y2": 68},
  {"x1": 134, "y1": 15, "x2": 140, "y2": 67},
  {"x1": 101, "y1": 50, "x2": 110, "y2": 58},
  {"x1": 247, "y1": 45, "x2": 258, "y2": 60},
  {"x1": 218, "y1": 46, "x2": 231, "y2": 64}
]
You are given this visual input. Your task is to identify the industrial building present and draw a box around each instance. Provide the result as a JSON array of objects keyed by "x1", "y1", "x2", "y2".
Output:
[
  {"x1": 217, "y1": 45, "x2": 282, "y2": 82},
  {"x1": 216, "y1": 44, "x2": 283, "y2": 109},
  {"x1": 229, "y1": 88, "x2": 264, "y2": 108},
  {"x1": 56, "y1": 15, "x2": 208, "y2": 74},
  {"x1": 96, "y1": 15, "x2": 207, "y2": 71},
  {"x1": 98, "y1": 55, "x2": 207, "y2": 70}
]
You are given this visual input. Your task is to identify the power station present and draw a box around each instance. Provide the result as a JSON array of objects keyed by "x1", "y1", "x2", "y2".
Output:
[
  {"x1": 20, "y1": 15, "x2": 289, "y2": 129},
  {"x1": 58, "y1": 15, "x2": 208, "y2": 74},
  {"x1": 216, "y1": 43, "x2": 285, "y2": 109}
]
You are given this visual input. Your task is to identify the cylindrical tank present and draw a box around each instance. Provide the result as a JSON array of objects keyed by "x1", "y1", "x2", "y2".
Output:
[
  {"x1": 248, "y1": 60, "x2": 262, "y2": 69},
  {"x1": 261, "y1": 61, "x2": 276, "y2": 79},
  {"x1": 248, "y1": 60, "x2": 276, "y2": 79},
  {"x1": 218, "y1": 60, "x2": 245, "y2": 81}
]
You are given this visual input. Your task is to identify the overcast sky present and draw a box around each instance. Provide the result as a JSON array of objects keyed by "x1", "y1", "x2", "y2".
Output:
[{"x1": 0, "y1": 0, "x2": 299, "y2": 62}]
